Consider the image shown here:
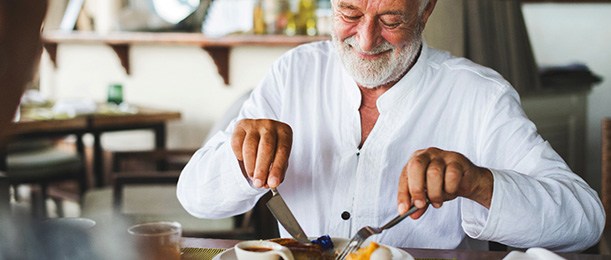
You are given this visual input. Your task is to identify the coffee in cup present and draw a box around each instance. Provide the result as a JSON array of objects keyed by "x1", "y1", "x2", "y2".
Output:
[{"x1": 235, "y1": 240, "x2": 294, "y2": 260}]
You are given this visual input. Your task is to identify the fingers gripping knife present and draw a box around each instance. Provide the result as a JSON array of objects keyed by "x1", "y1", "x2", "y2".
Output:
[{"x1": 237, "y1": 160, "x2": 310, "y2": 244}]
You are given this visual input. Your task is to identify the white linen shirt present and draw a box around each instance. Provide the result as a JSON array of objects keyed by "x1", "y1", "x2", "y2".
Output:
[{"x1": 177, "y1": 41, "x2": 604, "y2": 252}]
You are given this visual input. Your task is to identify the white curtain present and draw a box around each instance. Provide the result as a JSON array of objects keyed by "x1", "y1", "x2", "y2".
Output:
[{"x1": 463, "y1": 0, "x2": 540, "y2": 94}]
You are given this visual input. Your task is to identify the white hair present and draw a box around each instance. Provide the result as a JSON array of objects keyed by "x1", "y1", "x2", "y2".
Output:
[{"x1": 418, "y1": 0, "x2": 430, "y2": 15}]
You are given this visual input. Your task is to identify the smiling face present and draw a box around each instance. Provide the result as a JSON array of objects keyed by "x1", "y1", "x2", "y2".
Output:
[{"x1": 331, "y1": 0, "x2": 436, "y2": 88}]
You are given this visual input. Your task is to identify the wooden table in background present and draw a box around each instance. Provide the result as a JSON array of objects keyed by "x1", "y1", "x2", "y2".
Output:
[
  {"x1": 180, "y1": 237, "x2": 611, "y2": 260},
  {"x1": 87, "y1": 106, "x2": 181, "y2": 187},
  {"x1": 3, "y1": 105, "x2": 181, "y2": 188}
]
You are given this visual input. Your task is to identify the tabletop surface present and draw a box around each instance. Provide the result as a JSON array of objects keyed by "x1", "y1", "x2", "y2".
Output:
[
  {"x1": 181, "y1": 237, "x2": 611, "y2": 260},
  {"x1": 8, "y1": 104, "x2": 181, "y2": 136}
]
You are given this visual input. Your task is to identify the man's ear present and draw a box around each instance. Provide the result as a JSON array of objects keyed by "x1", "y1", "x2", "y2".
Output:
[{"x1": 420, "y1": 0, "x2": 438, "y2": 25}]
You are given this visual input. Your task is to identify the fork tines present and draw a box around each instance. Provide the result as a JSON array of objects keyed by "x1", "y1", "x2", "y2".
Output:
[
  {"x1": 335, "y1": 228, "x2": 371, "y2": 260},
  {"x1": 335, "y1": 203, "x2": 423, "y2": 260},
  {"x1": 335, "y1": 238, "x2": 362, "y2": 260}
]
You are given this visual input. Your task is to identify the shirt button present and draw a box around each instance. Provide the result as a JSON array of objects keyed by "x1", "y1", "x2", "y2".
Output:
[
  {"x1": 341, "y1": 211, "x2": 351, "y2": 220},
  {"x1": 356, "y1": 152, "x2": 360, "y2": 156}
]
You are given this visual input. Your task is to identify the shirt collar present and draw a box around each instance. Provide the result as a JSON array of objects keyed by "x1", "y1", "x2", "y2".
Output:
[{"x1": 377, "y1": 40, "x2": 430, "y2": 113}]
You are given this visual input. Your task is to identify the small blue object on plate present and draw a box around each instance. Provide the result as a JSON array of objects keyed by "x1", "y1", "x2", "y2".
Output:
[{"x1": 311, "y1": 235, "x2": 334, "y2": 251}]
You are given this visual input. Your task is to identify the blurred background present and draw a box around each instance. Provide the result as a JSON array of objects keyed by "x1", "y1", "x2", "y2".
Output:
[{"x1": 5, "y1": 0, "x2": 610, "y2": 240}]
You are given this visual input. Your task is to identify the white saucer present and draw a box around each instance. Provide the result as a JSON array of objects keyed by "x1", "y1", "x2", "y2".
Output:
[{"x1": 213, "y1": 238, "x2": 414, "y2": 260}]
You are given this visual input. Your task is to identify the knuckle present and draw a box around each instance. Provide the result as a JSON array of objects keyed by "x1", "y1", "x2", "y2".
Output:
[
  {"x1": 445, "y1": 168, "x2": 462, "y2": 182},
  {"x1": 409, "y1": 156, "x2": 427, "y2": 167},
  {"x1": 411, "y1": 149, "x2": 425, "y2": 157},
  {"x1": 410, "y1": 185, "x2": 425, "y2": 194},
  {"x1": 259, "y1": 127, "x2": 271, "y2": 135},
  {"x1": 447, "y1": 162, "x2": 464, "y2": 176},
  {"x1": 261, "y1": 141, "x2": 275, "y2": 152},
  {"x1": 447, "y1": 153, "x2": 462, "y2": 162},
  {"x1": 230, "y1": 137, "x2": 242, "y2": 148},
  {"x1": 238, "y1": 119, "x2": 254, "y2": 129},
  {"x1": 254, "y1": 167, "x2": 268, "y2": 177},
  {"x1": 270, "y1": 165, "x2": 284, "y2": 175},
  {"x1": 426, "y1": 166, "x2": 443, "y2": 178},
  {"x1": 429, "y1": 194, "x2": 443, "y2": 203},
  {"x1": 445, "y1": 188, "x2": 458, "y2": 197},
  {"x1": 425, "y1": 147, "x2": 441, "y2": 154},
  {"x1": 279, "y1": 124, "x2": 293, "y2": 135}
]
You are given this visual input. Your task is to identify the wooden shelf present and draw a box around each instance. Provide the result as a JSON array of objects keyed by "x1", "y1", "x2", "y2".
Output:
[{"x1": 42, "y1": 31, "x2": 330, "y2": 85}]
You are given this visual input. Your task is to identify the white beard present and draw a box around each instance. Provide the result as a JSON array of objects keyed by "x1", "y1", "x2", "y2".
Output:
[{"x1": 332, "y1": 27, "x2": 423, "y2": 89}]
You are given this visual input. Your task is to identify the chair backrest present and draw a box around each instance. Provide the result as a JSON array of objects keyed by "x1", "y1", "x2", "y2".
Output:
[
  {"x1": 602, "y1": 118, "x2": 611, "y2": 231},
  {"x1": 0, "y1": 172, "x2": 9, "y2": 214}
]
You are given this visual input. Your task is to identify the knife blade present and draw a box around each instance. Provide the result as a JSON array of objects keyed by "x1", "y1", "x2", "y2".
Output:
[
  {"x1": 266, "y1": 188, "x2": 311, "y2": 244},
  {"x1": 236, "y1": 160, "x2": 310, "y2": 244}
]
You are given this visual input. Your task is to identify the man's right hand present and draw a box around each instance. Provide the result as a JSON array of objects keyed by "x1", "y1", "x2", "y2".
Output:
[{"x1": 231, "y1": 119, "x2": 293, "y2": 188}]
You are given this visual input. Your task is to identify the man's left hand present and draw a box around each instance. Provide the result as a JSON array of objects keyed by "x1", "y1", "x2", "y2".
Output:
[{"x1": 397, "y1": 147, "x2": 493, "y2": 219}]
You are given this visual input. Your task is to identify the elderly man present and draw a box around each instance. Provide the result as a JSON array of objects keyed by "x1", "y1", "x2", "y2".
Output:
[{"x1": 178, "y1": 0, "x2": 604, "y2": 251}]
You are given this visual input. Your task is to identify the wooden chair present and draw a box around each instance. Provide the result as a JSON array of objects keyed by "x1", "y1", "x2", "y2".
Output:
[
  {"x1": 600, "y1": 118, "x2": 611, "y2": 254},
  {"x1": 0, "y1": 172, "x2": 9, "y2": 216},
  {"x1": 1, "y1": 138, "x2": 87, "y2": 218}
]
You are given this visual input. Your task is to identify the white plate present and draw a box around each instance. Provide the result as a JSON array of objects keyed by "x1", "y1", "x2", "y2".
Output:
[{"x1": 213, "y1": 237, "x2": 414, "y2": 260}]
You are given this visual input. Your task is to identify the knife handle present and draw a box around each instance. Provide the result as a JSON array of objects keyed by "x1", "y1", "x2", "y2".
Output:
[{"x1": 237, "y1": 159, "x2": 254, "y2": 187}]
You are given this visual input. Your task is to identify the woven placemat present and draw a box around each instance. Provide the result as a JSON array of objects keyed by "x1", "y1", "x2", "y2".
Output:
[
  {"x1": 181, "y1": 248, "x2": 226, "y2": 260},
  {"x1": 179, "y1": 247, "x2": 454, "y2": 260}
]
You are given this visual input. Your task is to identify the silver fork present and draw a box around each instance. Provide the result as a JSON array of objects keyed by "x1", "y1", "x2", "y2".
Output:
[{"x1": 335, "y1": 204, "x2": 422, "y2": 260}]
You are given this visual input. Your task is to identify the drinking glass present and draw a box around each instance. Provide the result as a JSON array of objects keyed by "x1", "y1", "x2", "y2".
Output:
[
  {"x1": 127, "y1": 221, "x2": 182, "y2": 260},
  {"x1": 107, "y1": 83, "x2": 123, "y2": 105}
]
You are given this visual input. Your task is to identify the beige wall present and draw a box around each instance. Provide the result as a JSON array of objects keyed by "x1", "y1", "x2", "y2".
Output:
[{"x1": 424, "y1": 0, "x2": 464, "y2": 57}]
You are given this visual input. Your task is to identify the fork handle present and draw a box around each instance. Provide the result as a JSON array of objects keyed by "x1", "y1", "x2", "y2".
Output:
[{"x1": 380, "y1": 204, "x2": 421, "y2": 230}]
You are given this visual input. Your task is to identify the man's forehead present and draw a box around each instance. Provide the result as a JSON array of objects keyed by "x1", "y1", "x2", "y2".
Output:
[{"x1": 334, "y1": 0, "x2": 419, "y2": 14}]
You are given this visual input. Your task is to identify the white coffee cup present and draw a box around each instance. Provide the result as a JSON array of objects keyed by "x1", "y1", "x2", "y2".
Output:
[{"x1": 235, "y1": 240, "x2": 294, "y2": 260}]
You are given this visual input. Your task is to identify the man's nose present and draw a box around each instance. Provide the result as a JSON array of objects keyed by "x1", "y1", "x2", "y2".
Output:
[{"x1": 356, "y1": 18, "x2": 381, "y2": 52}]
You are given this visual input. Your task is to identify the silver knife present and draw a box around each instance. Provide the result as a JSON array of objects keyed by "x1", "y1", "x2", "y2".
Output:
[
  {"x1": 236, "y1": 160, "x2": 310, "y2": 244},
  {"x1": 267, "y1": 187, "x2": 311, "y2": 244}
]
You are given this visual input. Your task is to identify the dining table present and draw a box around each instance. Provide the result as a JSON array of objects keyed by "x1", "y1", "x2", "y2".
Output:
[
  {"x1": 180, "y1": 237, "x2": 611, "y2": 260},
  {"x1": 2, "y1": 103, "x2": 181, "y2": 188}
]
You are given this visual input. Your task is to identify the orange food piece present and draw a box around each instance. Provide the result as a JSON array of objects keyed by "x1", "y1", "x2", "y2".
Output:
[{"x1": 346, "y1": 242, "x2": 380, "y2": 260}]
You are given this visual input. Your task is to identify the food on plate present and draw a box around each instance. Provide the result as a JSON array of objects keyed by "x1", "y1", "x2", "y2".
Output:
[
  {"x1": 268, "y1": 236, "x2": 393, "y2": 260},
  {"x1": 369, "y1": 244, "x2": 392, "y2": 260},
  {"x1": 269, "y1": 236, "x2": 335, "y2": 260},
  {"x1": 311, "y1": 235, "x2": 334, "y2": 250},
  {"x1": 346, "y1": 242, "x2": 392, "y2": 260}
]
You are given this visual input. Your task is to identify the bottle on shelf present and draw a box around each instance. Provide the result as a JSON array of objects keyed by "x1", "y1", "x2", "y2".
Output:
[
  {"x1": 253, "y1": 0, "x2": 266, "y2": 34},
  {"x1": 297, "y1": 0, "x2": 317, "y2": 36},
  {"x1": 261, "y1": 0, "x2": 292, "y2": 35},
  {"x1": 276, "y1": 0, "x2": 292, "y2": 34},
  {"x1": 253, "y1": 0, "x2": 318, "y2": 36},
  {"x1": 284, "y1": 10, "x2": 297, "y2": 36}
]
